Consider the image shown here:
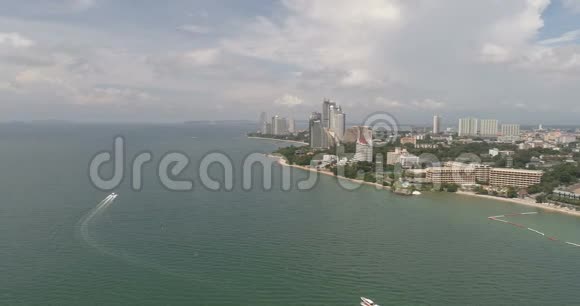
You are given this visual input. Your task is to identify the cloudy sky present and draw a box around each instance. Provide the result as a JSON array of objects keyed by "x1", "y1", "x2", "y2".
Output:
[{"x1": 1, "y1": 0, "x2": 580, "y2": 124}]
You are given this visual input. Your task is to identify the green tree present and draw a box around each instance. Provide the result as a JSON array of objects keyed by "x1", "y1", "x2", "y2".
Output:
[{"x1": 506, "y1": 187, "x2": 518, "y2": 198}]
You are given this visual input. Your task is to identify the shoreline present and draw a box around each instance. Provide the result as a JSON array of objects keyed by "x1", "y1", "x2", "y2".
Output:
[
  {"x1": 266, "y1": 154, "x2": 391, "y2": 191},
  {"x1": 456, "y1": 191, "x2": 580, "y2": 217},
  {"x1": 247, "y1": 136, "x2": 308, "y2": 146},
  {"x1": 266, "y1": 154, "x2": 580, "y2": 218}
]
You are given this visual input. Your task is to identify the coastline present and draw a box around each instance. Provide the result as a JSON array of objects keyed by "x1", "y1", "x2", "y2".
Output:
[
  {"x1": 456, "y1": 191, "x2": 580, "y2": 217},
  {"x1": 266, "y1": 154, "x2": 391, "y2": 191},
  {"x1": 265, "y1": 154, "x2": 580, "y2": 218},
  {"x1": 247, "y1": 136, "x2": 308, "y2": 146}
]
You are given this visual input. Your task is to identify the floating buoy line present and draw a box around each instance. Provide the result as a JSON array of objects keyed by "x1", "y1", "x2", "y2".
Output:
[{"x1": 488, "y1": 212, "x2": 579, "y2": 248}]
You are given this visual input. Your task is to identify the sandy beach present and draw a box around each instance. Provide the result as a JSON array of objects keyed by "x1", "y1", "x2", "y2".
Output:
[
  {"x1": 265, "y1": 154, "x2": 580, "y2": 218},
  {"x1": 456, "y1": 191, "x2": 580, "y2": 217}
]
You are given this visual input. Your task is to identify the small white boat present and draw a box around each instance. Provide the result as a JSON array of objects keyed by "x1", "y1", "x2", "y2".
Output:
[
  {"x1": 412, "y1": 191, "x2": 422, "y2": 195},
  {"x1": 361, "y1": 297, "x2": 378, "y2": 306}
]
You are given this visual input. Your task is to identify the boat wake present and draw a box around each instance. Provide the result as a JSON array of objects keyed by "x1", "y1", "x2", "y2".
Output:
[
  {"x1": 78, "y1": 193, "x2": 117, "y2": 249},
  {"x1": 77, "y1": 193, "x2": 207, "y2": 281}
]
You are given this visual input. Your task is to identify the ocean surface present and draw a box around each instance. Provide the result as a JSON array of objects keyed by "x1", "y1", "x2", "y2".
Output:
[{"x1": 1, "y1": 122, "x2": 579, "y2": 305}]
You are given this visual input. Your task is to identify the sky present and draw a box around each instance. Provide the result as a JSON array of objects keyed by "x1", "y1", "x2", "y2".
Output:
[{"x1": 1, "y1": 0, "x2": 580, "y2": 124}]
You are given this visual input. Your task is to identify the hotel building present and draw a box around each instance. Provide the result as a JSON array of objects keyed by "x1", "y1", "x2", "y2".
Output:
[
  {"x1": 426, "y1": 166, "x2": 477, "y2": 185},
  {"x1": 353, "y1": 127, "x2": 373, "y2": 162},
  {"x1": 489, "y1": 168, "x2": 543, "y2": 188}
]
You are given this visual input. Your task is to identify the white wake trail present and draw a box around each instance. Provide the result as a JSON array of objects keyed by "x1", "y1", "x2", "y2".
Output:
[
  {"x1": 76, "y1": 193, "x2": 200, "y2": 280},
  {"x1": 78, "y1": 194, "x2": 117, "y2": 249}
]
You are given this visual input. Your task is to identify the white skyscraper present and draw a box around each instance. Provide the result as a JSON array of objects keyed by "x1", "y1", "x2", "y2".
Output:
[
  {"x1": 480, "y1": 119, "x2": 498, "y2": 137},
  {"x1": 335, "y1": 112, "x2": 346, "y2": 141},
  {"x1": 287, "y1": 118, "x2": 295, "y2": 134},
  {"x1": 501, "y1": 124, "x2": 520, "y2": 136},
  {"x1": 458, "y1": 117, "x2": 478, "y2": 137},
  {"x1": 272, "y1": 115, "x2": 287, "y2": 135},
  {"x1": 259, "y1": 112, "x2": 268, "y2": 134},
  {"x1": 353, "y1": 126, "x2": 373, "y2": 162},
  {"x1": 329, "y1": 104, "x2": 337, "y2": 131},
  {"x1": 433, "y1": 115, "x2": 441, "y2": 134}
]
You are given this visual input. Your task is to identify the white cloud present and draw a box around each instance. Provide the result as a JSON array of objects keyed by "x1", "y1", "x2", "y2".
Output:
[
  {"x1": 479, "y1": 0, "x2": 549, "y2": 63},
  {"x1": 0, "y1": 81, "x2": 16, "y2": 92},
  {"x1": 411, "y1": 99, "x2": 445, "y2": 110},
  {"x1": 178, "y1": 24, "x2": 211, "y2": 34},
  {"x1": 68, "y1": 0, "x2": 96, "y2": 11},
  {"x1": 73, "y1": 86, "x2": 157, "y2": 105},
  {"x1": 375, "y1": 97, "x2": 404, "y2": 108},
  {"x1": 480, "y1": 43, "x2": 513, "y2": 63},
  {"x1": 375, "y1": 97, "x2": 445, "y2": 110},
  {"x1": 183, "y1": 48, "x2": 220, "y2": 66},
  {"x1": 282, "y1": 0, "x2": 401, "y2": 24},
  {"x1": 222, "y1": 0, "x2": 403, "y2": 83},
  {"x1": 476, "y1": 1, "x2": 580, "y2": 74},
  {"x1": 274, "y1": 94, "x2": 304, "y2": 107},
  {"x1": 0, "y1": 32, "x2": 35, "y2": 48},
  {"x1": 340, "y1": 69, "x2": 377, "y2": 87}
]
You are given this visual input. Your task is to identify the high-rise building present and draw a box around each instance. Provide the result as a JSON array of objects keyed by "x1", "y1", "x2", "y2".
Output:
[
  {"x1": 353, "y1": 126, "x2": 373, "y2": 162},
  {"x1": 335, "y1": 112, "x2": 346, "y2": 141},
  {"x1": 458, "y1": 117, "x2": 478, "y2": 137},
  {"x1": 287, "y1": 118, "x2": 295, "y2": 134},
  {"x1": 329, "y1": 105, "x2": 345, "y2": 138},
  {"x1": 322, "y1": 99, "x2": 336, "y2": 128},
  {"x1": 310, "y1": 120, "x2": 324, "y2": 148},
  {"x1": 501, "y1": 124, "x2": 520, "y2": 136},
  {"x1": 309, "y1": 112, "x2": 329, "y2": 149},
  {"x1": 323, "y1": 101, "x2": 346, "y2": 142},
  {"x1": 433, "y1": 115, "x2": 441, "y2": 134},
  {"x1": 272, "y1": 115, "x2": 287, "y2": 135},
  {"x1": 329, "y1": 104, "x2": 337, "y2": 131},
  {"x1": 480, "y1": 119, "x2": 498, "y2": 137},
  {"x1": 259, "y1": 112, "x2": 268, "y2": 134}
]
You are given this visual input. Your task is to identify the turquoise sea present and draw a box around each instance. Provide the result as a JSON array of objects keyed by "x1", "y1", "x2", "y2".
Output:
[{"x1": 0, "y1": 122, "x2": 579, "y2": 305}]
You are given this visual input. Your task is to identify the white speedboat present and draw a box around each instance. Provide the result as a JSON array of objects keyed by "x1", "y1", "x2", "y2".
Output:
[{"x1": 361, "y1": 297, "x2": 377, "y2": 306}]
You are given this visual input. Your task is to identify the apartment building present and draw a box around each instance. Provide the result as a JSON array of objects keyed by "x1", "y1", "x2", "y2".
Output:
[
  {"x1": 489, "y1": 168, "x2": 543, "y2": 188},
  {"x1": 426, "y1": 165, "x2": 477, "y2": 185}
]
